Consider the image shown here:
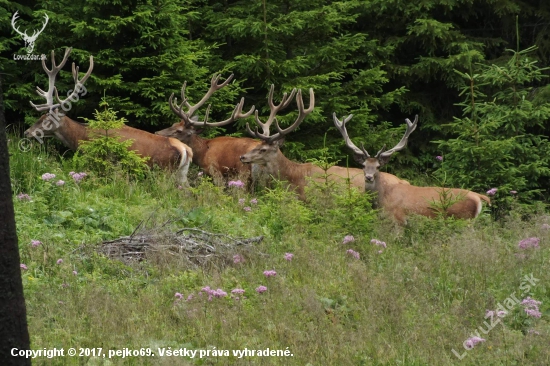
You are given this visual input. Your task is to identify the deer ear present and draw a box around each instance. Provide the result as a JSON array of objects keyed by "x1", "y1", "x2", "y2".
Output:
[
  {"x1": 378, "y1": 155, "x2": 391, "y2": 167},
  {"x1": 353, "y1": 153, "x2": 365, "y2": 165}
]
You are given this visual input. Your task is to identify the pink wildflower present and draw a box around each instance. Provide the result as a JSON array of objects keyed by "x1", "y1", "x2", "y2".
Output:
[
  {"x1": 464, "y1": 336, "x2": 485, "y2": 350},
  {"x1": 69, "y1": 172, "x2": 87, "y2": 183},
  {"x1": 263, "y1": 270, "x2": 277, "y2": 277},
  {"x1": 284, "y1": 253, "x2": 294, "y2": 261},
  {"x1": 41, "y1": 173, "x2": 56, "y2": 181},
  {"x1": 228, "y1": 180, "x2": 245, "y2": 188},
  {"x1": 175, "y1": 292, "x2": 183, "y2": 300},
  {"x1": 231, "y1": 289, "x2": 245, "y2": 295},
  {"x1": 243, "y1": 206, "x2": 252, "y2": 212},
  {"x1": 31, "y1": 240, "x2": 42, "y2": 247},
  {"x1": 346, "y1": 249, "x2": 360, "y2": 259},
  {"x1": 342, "y1": 235, "x2": 355, "y2": 244},
  {"x1": 486, "y1": 188, "x2": 498, "y2": 196},
  {"x1": 72, "y1": 270, "x2": 78, "y2": 275},
  {"x1": 497, "y1": 310, "x2": 507, "y2": 318},
  {"x1": 212, "y1": 289, "x2": 227, "y2": 298},
  {"x1": 198, "y1": 171, "x2": 204, "y2": 177},
  {"x1": 55, "y1": 180, "x2": 65, "y2": 186},
  {"x1": 518, "y1": 237, "x2": 540, "y2": 249},
  {"x1": 186, "y1": 294, "x2": 194, "y2": 301},
  {"x1": 17, "y1": 193, "x2": 31, "y2": 201},
  {"x1": 256, "y1": 285, "x2": 267, "y2": 294},
  {"x1": 521, "y1": 297, "x2": 542, "y2": 308},
  {"x1": 371, "y1": 239, "x2": 387, "y2": 248},
  {"x1": 233, "y1": 254, "x2": 244, "y2": 264},
  {"x1": 56, "y1": 259, "x2": 63, "y2": 264},
  {"x1": 510, "y1": 190, "x2": 517, "y2": 194},
  {"x1": 250, "y1": 198, "x2": 258, "y2": 205},
  {"x1": 525, "y1": 308, "x2": 542, "y2": 318},
  {"x1": 436, "y1": 156, "x2": 443, "y2": 161},
  {"x1": 238, "y1": 198, "x2": 245, "y2": 205},
  {"x1": 20, "y1": 264, "x2": 28, "y2": 270}
]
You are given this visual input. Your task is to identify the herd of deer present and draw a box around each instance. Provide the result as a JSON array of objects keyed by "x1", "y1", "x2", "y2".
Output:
[{"x1": 24, "y1": 49, "x2": 491, "y2": 225}]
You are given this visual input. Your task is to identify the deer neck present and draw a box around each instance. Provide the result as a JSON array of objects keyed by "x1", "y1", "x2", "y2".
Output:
[
  {"x1": 55, "y1": 116, "x2": 88, "y2": 151},
  {"x1": 189, "y1": 134, "x2": 209, "y2": 167},
  {"x1": 366, "y1": 173, "x2": 388, "y2": 207}
]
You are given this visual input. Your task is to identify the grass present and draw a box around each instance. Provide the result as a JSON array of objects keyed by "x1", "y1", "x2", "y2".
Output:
[{"x1": 9, "y1": 136, "x2": 550, "y2": 365}]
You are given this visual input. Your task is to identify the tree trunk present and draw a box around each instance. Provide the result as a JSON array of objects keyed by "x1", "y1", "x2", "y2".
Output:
[{"x1": 0, "y1": 74, "x2": 31, "y2": 364}]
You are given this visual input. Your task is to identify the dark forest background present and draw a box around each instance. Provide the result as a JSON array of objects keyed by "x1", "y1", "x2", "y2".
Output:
[{"x1": 2, "y1": 0, "x2": 550, "y2": 207}]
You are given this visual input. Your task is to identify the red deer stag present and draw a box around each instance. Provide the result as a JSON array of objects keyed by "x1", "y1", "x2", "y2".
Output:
[
  {"x1": 239, "y1": 86, "x2": 368, "y2": 199},
  {"x1": 156, "y1": 74, "x2": 258, "y2": 180},
  {"x1": 333, "y1": 113, "x2": 491, "y2": 224},
  {"x1": 24, "y1": 48, "x2": 193, "y2": 185}
]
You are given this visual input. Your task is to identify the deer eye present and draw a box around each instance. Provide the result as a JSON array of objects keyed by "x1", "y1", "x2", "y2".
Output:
[{"x1": 260, "y1": 149, "x2": 267, "y2": 153}]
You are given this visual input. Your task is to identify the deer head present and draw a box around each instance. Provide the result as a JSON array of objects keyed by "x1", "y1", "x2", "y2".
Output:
[
  {"x1": 11, "y1": 11, "x2": 49, "y2": 54},
  {"x1": 157, "y1": 74, "x2": 255, "y2": 145},
  {"x1": 333, "y1": 113, "x2": 418, "y2": 185},
  {"x1": 240, "y1": 85, "x2": 314, "y2": 165}
]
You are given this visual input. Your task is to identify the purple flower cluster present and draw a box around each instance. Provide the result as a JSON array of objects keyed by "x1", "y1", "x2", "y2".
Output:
[
  {"x1": 56, "y1": 180, "x2": 65, "y2": 186},
  {"x1": 342, "y1": 235, "x2": 355, "y2": 245},
  {"x1": 284, "y1": 253, "x2": 294, "y2": 261},
  {"x1": 174, "y1": 292, "x2": 183, "y2": 300},
  {"x1": 346, "y1": 249, "x2": 360, "y2": 259},
  {"x1": 201, "y1": 286, "x2": 228, "y2": 301},
  {"x1": 486, "y1": 188, "x2": 498, "y2": 196},
  {"x1": 243, "y1": 206, "x2": 252, "y2": 212},
  {"x1": 69, "y1": 171, "x2": 88, "y2": 183},
  {"x1": 464, "y1": 336, "x2": 485, "y2": 350},
  {"x1": 56, "y1": 259, "x2": 63, "y2": 265},
  {"x1": 20, "y1": 264, "x2": 28, "y2": 270},
  {"x1": 518, "y1": 237, "x2": 540, "y2": 249},
  {"x1": 41, "y1": 173, "x2": 56, "y2": 181},
  {"x1": 17, "y1": 193, "x2": 31, "y2": 201},
  {"x1": 238, "y1": 198, "x2": 245, "y2": 205},
  {"x1": 31, "y1": 240, "x2": 42, "y2": 247},
  {"x1": 263, "y1": 270, "x2": 277, "y2": 277},
  {"x1": 521, "y1": 297, "x2": 542, "y2": 318},
  {"x1": 436, "y1": 156, "x2": 443, "y2": 161},
  {"x1": 510, "y1": 190, "x2": 517, "y2": 195},
  {"x1": 256, "y1": 285, "x2": 267, "y2": 294},
  {"x1": 371, "y1": 239, "x2": 387, "y2": 248},
  {"x1": 228, "y1": 180, "x2": 245, "y2": 188},
  {"x1": 231, "y1": 289, "x2": 245, "y2": 295},
  {"x1": 233, "y1": 254, "x2": 244, "y2": 264},
  {"x1": 250, "y1": 198, "x2": 258, "y2": 205}
]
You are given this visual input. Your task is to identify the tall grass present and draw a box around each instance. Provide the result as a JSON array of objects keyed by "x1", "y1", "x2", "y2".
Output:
[{"x1": 9, "y1": 136, "x2": 550, "y2": 365}]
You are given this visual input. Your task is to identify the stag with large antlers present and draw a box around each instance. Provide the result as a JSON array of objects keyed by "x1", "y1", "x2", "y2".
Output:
[
  {"x1": 333, "y1": 113, "x2": 490, "y2": 224},
  {"x1": 156, "y1": 74, "x2": 259, "y2": 180},
  {"x1": 24, "y1": 48, "x2": 193, "y2": 185},
  {"x1": 239, "y1": 86, "x2": 373, "y2": 199},
  {"x1": 11, "y1": 11, "x2": 49, "y2": 54}
]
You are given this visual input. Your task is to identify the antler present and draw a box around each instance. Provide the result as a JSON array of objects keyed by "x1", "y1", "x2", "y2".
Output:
[
  {"x1": 377, "y1": 115, "x2": 418, "y2": 159},
  {"x1": 11, "y1": 11, "x2": 26, "y2": 38},
  {"x1": 333, "y1": 113, "x2": 370, "y2": 158},
  {"x1": 246, "y1": 87, "x2": 314, "y2": 143},
  {"x1": 30, "y1": 48, "x2": 93, "y2": 112},
  {"x1": 169, "y1": 73, "x2": 255, "y2": 127}
]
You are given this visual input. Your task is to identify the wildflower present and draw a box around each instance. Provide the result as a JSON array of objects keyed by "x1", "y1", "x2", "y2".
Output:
[
  {"x1": 510, "y1": 190, "x2": 517, "y2": 195},
  {"x1": 371, "y1": 238, "x2": 387, "y2": 248},
  {"x1": 17, "y1": 193, "x2": 31, "y2": 201},
  {"x1": 186, "y1": 294, "x2": 194, "y2": 301},
  {"x1": 342, "y1": 235, "x2": 355, "y2": 244},
  {"x1": 263, "y1": 270, "x2": 277, "y2": 277},
  {"x1": 31, "y1": 240, "x2": 42, "y2": 247},
  {"x1": 238, "y1": 198, "x2": 245, "y2": 205},
  {"x1": 521, "y1": 297, "x2": 542, "y2": 308},
  {"x1": 525, "y1": 308, "x2": 542, "y2": 318},
  {"x1": 231, "y1": 289, "x2": 245, "y2": 295},
  {"x1": 228, "y1": 180, "x2": 245, "y2": 188},
  {"x1": 175, "y1": 292, "x2": 183, "y2": 300},
  {"x1": 528, "y1": 329, "x2": 541, "y2": 335},
  {"x1": 486, "y1": 188, "x2": 498, "y2": 196},
  {"x1": 485, "y1": 310, "x2": 495, "y2": 318},
  {"x1": 70, "y1": 172, "x2": 87, "y2": 183},
  {"x1": 346, "y1": 249, "x2": 360, "y2": 259},
  {"x1": 464, "y1": 336, "x2": 485, "y2": 350},
  {"x1": 284, "y1": 253, "x2": 294, "y2": 261},
  {"x1": 497, "y1": 310, "x2": 507, "y2": 318},
  {"x1": 212, "y1": 289, "x2": 227, "y2": 298},
  {"x1": 436, "y1": 156, "x2": 443, "y2": 161},
  {"x1": 55, "y1": 180, "x2": 65, "y2": 186},
  {"x1": 250, "y1": 198, "x2": 258, "y2": 205},
  {"x1": 542, "y1": 224, "x2": 550, "y2": 230},
  {"x1": 378, "y1": 250, "x2": 383, "y2": 254},
  {"x1": 233, "y1": 254, "x2": 244, "y2": 264},
  {"x1": 518, "y1": 237, "x2": 540, "y2": 249},
  {"x1": 177, "y1": 185, "x2": 183, "y2": 190},
  {"x1": 243, "y1": 206, "x2": 252, "y2": 212},
  {"x1": 41, "y1": 173, "x2": 56, "y2": 181},
  {"x1": 72, "y1": 270, "x2": 78, "y2": 275},
  {"x1": 20, "y1": 264, "x2": 28, "y2": 270},
  {"x1": 256, "y1": 285, "x2": 267, "y2": 294},
  {"x1": 56, "y1": 259, "x2": 63, "y2": 264},
  {"x1": 198, "y1": 171, "x2": 204, "y2": 177}
]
